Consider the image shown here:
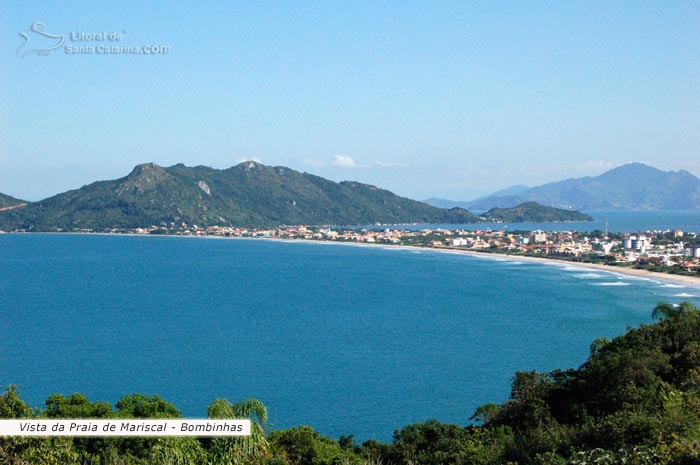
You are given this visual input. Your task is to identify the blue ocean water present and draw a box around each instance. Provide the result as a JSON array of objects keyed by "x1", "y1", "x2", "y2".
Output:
[
  {"x1": 1, "y1": 234, "x2": 699, "y2": 441},
  {"x1": 376, "y1": 210, "x2": 700, "y2": 233}
]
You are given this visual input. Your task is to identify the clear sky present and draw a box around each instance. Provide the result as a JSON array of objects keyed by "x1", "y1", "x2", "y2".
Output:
[{"x1": 1, "y1": 1, "x2": 699, "y2": 201}]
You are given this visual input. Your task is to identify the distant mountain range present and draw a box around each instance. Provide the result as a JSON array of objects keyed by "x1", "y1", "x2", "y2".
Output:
[
  {"x1": 0, "y1": 162, "x2": 593, "y2": 231},
  {"x1": 426, "y1": 163, "x2": 700, "y2": 211},
  {"x1": 426, "y1": 185, "x2": 530, "y2": 210}
]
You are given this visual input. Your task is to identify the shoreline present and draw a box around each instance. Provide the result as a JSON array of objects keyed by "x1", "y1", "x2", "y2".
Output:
[
  {"x1": 294, "y1": 239, "x2": 700, "y2": 289},
  {"x1": 4, "y1": 231, "x2": 700, "y2": 290},
  {"x1": 437, "y1": 248, "x2": 700, "y2": 288}
]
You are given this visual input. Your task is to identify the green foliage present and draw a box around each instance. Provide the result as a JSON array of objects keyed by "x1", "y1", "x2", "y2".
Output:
[
  {"x1": 389, "y1": 420, "x2": 509, "y2": 465},
  {"x1": 570, "y1": 446, "x2": 663, "y2": 465},
  {"x1": 484, "y1": 202, "x2": 593, "y2": 222},
  {"x1": 471, "y1": 403, "x2": 501, "y2": 424},
  {"x1": 0, "y1": 385, "x2": 33, "y2": 418},
  {"x1": 0, "y1": 192, "x2": 25, "y2": 209},
  {"x1": 0, "y1": 162, "x2": 480, "y2": 230},
  {"x1": 45, "y1": 392, "x2": 113, "y2": 418},
  {"x1": 268, "y1": 425, "x2": 362, "y2": 465},
  {"x1": 115, "y1": 393, "x2": 182, "y2": 418},
  {"x1": 207, "y1": 398, "x2": 271, "y2": 465}
]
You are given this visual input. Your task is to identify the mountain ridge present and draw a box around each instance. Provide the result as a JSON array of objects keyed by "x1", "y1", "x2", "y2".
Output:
[
  {"x1": 0, "y1": 192, "x2": 26, "y2": 210},
  {"x1": 0, "y1": 162, "x2": 594, "y2": 231},
  {"x1": 465, "y1": 163, "x2": 700, "y2": 210},
  {"x1": 0, "y1": 161, "x2": 480, "y2": 230}
]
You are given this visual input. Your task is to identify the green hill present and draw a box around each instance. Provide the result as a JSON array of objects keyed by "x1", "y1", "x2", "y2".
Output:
[
  {"x1": 0, "y1": 192, "x2": 25, "y2": 210},
  {"x1": 483, "y1": 201, "x2": 593, "y2": 222},
  {"x1": 0, "y1": 161, "x2": 479, "y2": 230}
]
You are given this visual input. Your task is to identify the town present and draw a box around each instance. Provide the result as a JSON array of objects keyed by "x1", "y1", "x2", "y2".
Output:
[{"x1": 11, "y1": 222, "x2": 698, "y2": 276}]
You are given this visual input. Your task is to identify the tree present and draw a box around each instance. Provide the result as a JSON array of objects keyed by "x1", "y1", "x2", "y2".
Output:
[
  {"x1": 207, "y1": 398, "x2": 270, "y2": 465},
  {"x1": 590, "y1": 337, "x2": 611, "y2": 357},
  {"x1": 115, "y1": 393, "x2": 181, "y2": 418},
  {"x1": 652, "y1": 301, "x2": 698, "y2": 321},
  {"x1": 45, "y1": 392, "x2": 113, "y2": 418},
  {"x1": 470, "y1": 403, "x2": 501, "y2": 425},
  {"x1": 0, "y1": 385, "x2": 32, "y2": 418}
]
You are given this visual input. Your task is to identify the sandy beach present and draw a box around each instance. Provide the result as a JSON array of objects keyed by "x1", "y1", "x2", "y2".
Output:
[
  {"x1": 20, "y1": 232, "x2": 700, "y2": 290},
  {"x1": 272, "y1": 237, "x2": 700, "y2": 290},
  {"x1": 409, "y1": 245, "x2": 700, "y2": 289}
]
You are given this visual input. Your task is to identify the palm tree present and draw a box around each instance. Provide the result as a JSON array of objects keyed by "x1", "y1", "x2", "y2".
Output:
[
  {"x1": 652, "y1": 301, "x2": 698, "y2": 320},
  {"x1": 207, "y1": 398, "x2": 270, "y2": 465}
]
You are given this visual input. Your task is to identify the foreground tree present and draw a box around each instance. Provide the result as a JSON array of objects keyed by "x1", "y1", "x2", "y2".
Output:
[
  {"x1": 207, "y1": 397, "x2": 271, "y2": 465},
  {"x1": 652, "y1": 301, "x2": 698, "y2": 321}
]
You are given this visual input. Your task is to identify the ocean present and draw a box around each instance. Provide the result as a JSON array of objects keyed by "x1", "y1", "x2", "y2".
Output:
[
  {"x1": 1, "y1": 234, "x2": 699, "y2": 441},
  {"x1": 376, "y1": 210, "x2": 700, "y2": 233}
]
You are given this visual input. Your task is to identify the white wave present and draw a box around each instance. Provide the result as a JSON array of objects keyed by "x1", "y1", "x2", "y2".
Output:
[
  {"x1": 660, "y1": 283, "x2": 686, "y2": 289},
  {"x1": 561, "y1": 266, "x2": 584, "y2": 271},
  {"x1": 593, "y1": 282, "x2": 631, "y2": 286},
  {"x1": 674, "y1": 293, "x2": 699, "y2": 298},
  {"x1": 572, "y1": 273, "x2": 606, "y2": 279},
  {"x1": 608, "y1": 273, "x2": 653, "y2": 282}
]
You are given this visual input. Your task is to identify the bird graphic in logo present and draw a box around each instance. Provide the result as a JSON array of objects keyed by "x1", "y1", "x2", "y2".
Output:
[{"x1": 17, "y1": 22, "x2": 65, "y2": 57}]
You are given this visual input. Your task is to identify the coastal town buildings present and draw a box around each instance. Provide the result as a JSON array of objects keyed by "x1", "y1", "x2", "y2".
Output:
[{"x1": 6, "y1": 222, "x2": 699, "y2": 275}]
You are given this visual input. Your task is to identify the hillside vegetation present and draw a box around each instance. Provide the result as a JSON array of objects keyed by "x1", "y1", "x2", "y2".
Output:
[
  {"x1": 0, "y1": 162, "x2": 591, "y2": 232},
  {"x1": 484, "y1": 202, "x2": 593, "y2": 222},
  {"x1": 0, "y1": 193, "x2": 25, "y2": 210},
  {"x1": 0, "y1": 162, "x2": 478, "y2": 230}
]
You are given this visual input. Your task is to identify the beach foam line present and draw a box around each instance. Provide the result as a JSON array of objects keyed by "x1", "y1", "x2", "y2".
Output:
[
  {"x1": 572, "y1": 272, "x2": 607, "y2": 279},
  {"x1": 608, "y1": 272, "x2": 654, "y2": 282},
  {"x1": 255, "y1": 238, "x2": 700, "y2": 289}
]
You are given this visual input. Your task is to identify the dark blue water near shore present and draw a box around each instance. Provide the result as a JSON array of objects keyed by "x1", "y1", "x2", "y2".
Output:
[{"x1": 1, "y1": 234, "x2": 699, "y2": 440}]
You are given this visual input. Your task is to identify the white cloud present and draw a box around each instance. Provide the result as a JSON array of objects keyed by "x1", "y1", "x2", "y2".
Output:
[
  {"x1": 375, "y1": 161, "x2": 407, "y2": 168},
  {"x1": 332, "y1": 154, "x2": 361, "y2": 168},
  {"x1": 235, "y1": 157, "x2": 262, "y2": 164}
]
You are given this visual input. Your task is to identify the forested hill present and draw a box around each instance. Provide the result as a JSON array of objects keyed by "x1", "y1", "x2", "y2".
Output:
[
  {"x1": 0, "y1": 161, "x2": 479, "y2": 230},
  {"x1": 483, "y1": 201, "x2": 593, "y2": 222},
  {"x1": 0, "y1": 192, "x2": 25, "y2": 210}
]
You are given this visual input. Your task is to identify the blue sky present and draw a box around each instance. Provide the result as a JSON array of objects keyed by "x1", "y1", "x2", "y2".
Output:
[{"x1": 1, "y1": 1, "x2": 699, "y2": 201}]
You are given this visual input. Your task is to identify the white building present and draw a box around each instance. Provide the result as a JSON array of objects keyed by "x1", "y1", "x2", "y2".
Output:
[
  {"x1": 690, "y1": 246, "x2": 700, "y2": 259},
  {"x1": 623, "y1": 234, "x2": 649, "y2": 252}
]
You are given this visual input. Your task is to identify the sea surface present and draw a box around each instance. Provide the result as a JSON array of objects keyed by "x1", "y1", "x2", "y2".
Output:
[
  {"x1": 371, "y1": 210, "x2": 700, "y2": 233},
  {"x1": 1, "y1": 234, "x2": 699, "y2": 441}
]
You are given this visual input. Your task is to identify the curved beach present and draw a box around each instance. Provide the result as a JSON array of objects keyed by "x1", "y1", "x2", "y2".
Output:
[
  {"x1": 293, "y1": 238, "x2": 700, "y2": 290},
  {"x1": 429, "y1": 247, "x2": 700, "y2": 289}
]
